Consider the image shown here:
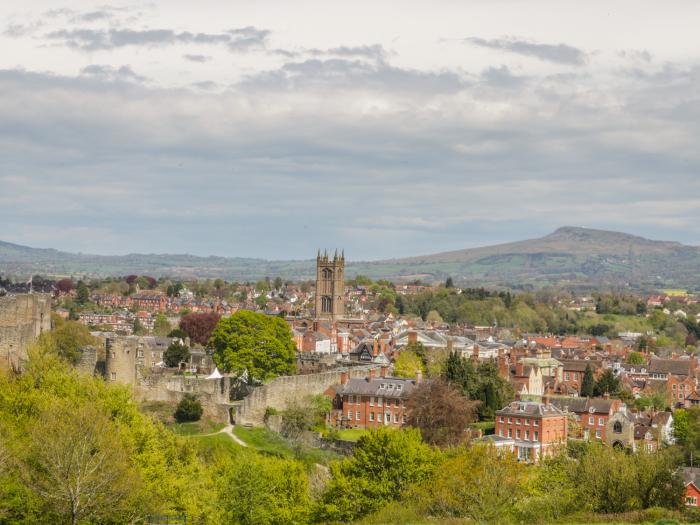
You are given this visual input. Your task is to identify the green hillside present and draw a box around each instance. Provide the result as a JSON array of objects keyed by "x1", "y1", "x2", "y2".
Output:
[{"x1": 2, "y1": 227, "x2": 700, "y2": 291}]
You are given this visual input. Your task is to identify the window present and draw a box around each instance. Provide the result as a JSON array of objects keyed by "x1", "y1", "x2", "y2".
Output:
[
  {"x1": 356, "y1": 411, "x2": 360, "y2": 420},
  {"x1": 508, "y1": 417, "x2": 512, "y2": 423},
  {"x1": 499, "y1": 429, "x2": 504, "y2": 437},
  {"x1": 533, "y1": 420, "x2": 539, "y2": 427},
  {"x1": 673, "y1": 384, "x2": 677, "y2": 390},
  {"x1": 516, "y1": 419, "x2": 521, "y2": 425},
  {"x1": 402, "y1": 415, "x2": 407, "y2": 423},
  {"x1": 378, "y1": 397, "x2": 383, "y2": 407},
  {"x1": 686, "y1": 496, "x2": 697, "y2": 506},
  {"x1": 393, "y1": 414, "x2": 399, "y2": 423},
  {"x1": 369, "y1": 412, "x2": 375, "y2": 422},
  {"x1": 377, "y1": 413, "x2": 383, "y2": 422},
  {"x1": 613, "y1": 421, "x2": 623, "y2": 434},
  {"x1": 499, "y1": 416, "x2": 505, "y2": 423},
  {"x1": 518, "y1": 447, "x2": 529, "y2": 461},
  {"x1": 598, "y1": 417, "x2": 604, "y2": 426},
  {"x1": 110, "y1": 372, "x2": 116, "y2": 381},
  {"x1": 525, "y1": 430, "x2": 530, "y2": 440},
  {"x1": 588, "y1": 416, "x2": 594, "y2": 425},
  {"x1": 595, "y1": 429, "x2": 602, "y2": 439},
  {"x1": 370, "y1": 397, "x2": 375, "y2": 406},
  {"x1": 508, "y1": 429, "x2": 512, "y2": 438},
  {"x1": 524, "y1": 419, "x2": 530, "y2": 426},
  {"x1": 395, "y1": 399, "x2": 400, "y2": 407},
  {"x1": 347, "y1": 411, "x2": 352, "y2": 420},
  {"x1": 534, "y1": 431, "x2": 539, "y2": 441},
  {"x1": 516, "y1": 429, "x2": 521, "y2": 439},
  {"x1": 574, "y1": 373, "x2": 579, "y2": 380},
  {"x1": 565, "y1": 372, "x2": 570, "y2": 381},
  {"x1": 137, "y1": 350, "x2": 144, "y2": 358}
]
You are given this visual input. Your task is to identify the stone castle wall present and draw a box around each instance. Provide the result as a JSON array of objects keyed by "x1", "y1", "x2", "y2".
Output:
[
  {"x1": 0, "y1": 294, "x2": 52, "y2": 369},
  {"x1": 234, "y1": 365, "x2": 375, "y2": 426}
]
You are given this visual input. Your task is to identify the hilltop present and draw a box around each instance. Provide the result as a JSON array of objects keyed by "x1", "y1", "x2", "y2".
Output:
[{"x1": 1, "y1": 227, "x2": 699, "y2": 290}]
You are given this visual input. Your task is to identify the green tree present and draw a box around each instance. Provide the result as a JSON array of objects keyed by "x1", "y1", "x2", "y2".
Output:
[
  {"x1": 163, "y1": 341, "x2": 190, "y2": 367},
  {"x1": 393, "y1": 350, "x2": 426, "y2": 378},
  {"x1": 174, "y1": 394, "x2": 203, "y2": 423},
  {"x1": 216, "y1": 450, "x2": 310, "y2": 525},
  {"x1": 580, "y1": 364, "x2": 595, "y2": 397},
  {"x1": 315, "y1": 427, "x2": 438, "y2": 522},
  {"x1": 273, "y1": 277, "x2": 283, "y2": 290},
  {"x1": 132, "y1": 317, "x2": 146, "y2": 335},
  {"x1": 153, "y1": 313, "x2": 171, "y2": 336},
  {"x1": 210, "y1": 310, "x2": 296, "y2": 382},
  {"x1": 594, "y1": 369, "x2": 620, "y2": 397},
  {"x1": 75, "y1": 280, "x2": 89, "y2": 305},
  {"x1": 626, "y1": 351, "x2": 646, "y2": 365},
  {"x1": 43, "y1": 315, "x2": 98, "y2": 364},
  {"x1": 445, "y1": 277, "x2": 454, "y2": 288}
]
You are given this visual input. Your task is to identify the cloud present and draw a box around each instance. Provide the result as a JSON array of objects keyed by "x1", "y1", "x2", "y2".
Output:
[
  {"x1": 80, "y1": 64, "x2": 147, "y2": 83},
  {"x1": 183, "y1": 54, "x2": 211, "y2": 63},
  {"x1": 308, "y1": 44, "x2": 388, "y2": 61},
  {"x1": 466, "y1": 37, "x2": 587, "y2": 66},
  {"x1": 43, "y1": 26, "x2": 268, "y2": 52}
]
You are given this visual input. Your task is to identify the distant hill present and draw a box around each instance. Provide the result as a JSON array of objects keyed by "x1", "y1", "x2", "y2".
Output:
[{"x1": 2, "y1": 227, "x2": 699, "y2": 291}]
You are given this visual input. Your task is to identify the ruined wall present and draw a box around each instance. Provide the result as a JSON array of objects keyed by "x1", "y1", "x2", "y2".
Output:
[
  {"x1": 234, "y1": 365, "x2": 375, "y2": 426},
  {"x1": 0, "y1": 294, "x2": 52, "y2": 369}
]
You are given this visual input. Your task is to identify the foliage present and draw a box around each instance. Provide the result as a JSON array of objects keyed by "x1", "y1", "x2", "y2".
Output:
[
  {"x1": 210, "y1": 310, "x2": 296, "y2": 383},
  {"x1": 315, "y1": 427, "x2": 438, "y2": 522},
  {"x1": 393, "y1": 350, "x2": 425, "y2": 378},
  {"x1": 215, "y1": 449, "x2": 310, "y2": 525},
  {"x1": 413, "y1": 444, "x2": 528, "y2": 523},
  {"x1": 168, "y1": 328, "x2": 188, "y2": 339},
  {"x1": 75, "y1": 280, "x2": 89, "y2": 305},
  {"x1": 581, "y1": 364, "x2": 595, "y2": 397},
  {"x1": 39, "y1": 315, "x2": 97, "y2": 365},
  {"x1": 405, "y1": 378, "x2": 477, "y2": 447},
  {"x1": 55, "y1": 278, "x2": 75, "y2": 293},
  {"x1": 164, "y1": 341, "x2": 190, "y2": 367},
  {"x1": 180, "y1": 312, "x2": 222, "y2": 346},
  {"x1": 174, "y1": 394, "x2": 203, "y2": 423},
  {"x1": 627, "y1": 351, "x2": 647, "y2": 365},
  {"x1": 281, "y1": 395, "x2": 332, "y2": 443},
  {"x1": 443, "y1": 352, "x2": 514, "y2": 420},
  {"x1": 153, "y1": 313, "x2": 172, "y2": 336},
  {"x1": 594, "y1": 368, "x2": 621, "y2": 397}
]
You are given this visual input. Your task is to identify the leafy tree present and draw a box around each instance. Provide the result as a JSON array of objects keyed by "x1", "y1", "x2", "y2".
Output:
[
  {"x1": 163, "y1": 341, "x2": 190, "y2": 368},
  {"x1": 216, "y1": 450, "x2": 310, "y2": 525},
  {"x1": 445, "y1": 277, "x2": 454, "y2": 288},
  {"x1": 580, "y1": 364, "x2": 595, "y2": 397},
  {"x1": 426, "y1": 310, "x2": 444, "y2": 324},
  {"x1": 281, "y1": 395, "x2": 331, "y2": 447},
  {"x1": 594, "y1": 369, "x2": 620, "y2": 397},
  {"x1": 414, "y1": 444, "x2": 528, "y2": 523},
  {"x1": 393, "y1": 350, "x2": 426, "y2": 379},
  {"x1": 405, "y1": 379, "x2": 477, "y2": 447},
  {"x1": 174, "y1": 394, "x2": 203, "y2": 423},
  {"x1": 153, "y1": 313, "x2": 171, "y2": 336},
  {"x1": 75, "y1": 280, "x2": 89, "y2": 305},
  {"x1": 37, "y1": 315, "x2": 98, "y2": 364},
  {"x1": 167, "y1": 328, "x2": 188, "y2": 339},
  {"x1": 255, "y1": 294, "x2": 269, "y2": 309},
  {"x1": 315, "y1": 427, "x2": 438, "y2": 522},
  {"x1": 180, "y1": 312, "x2": 221, "y2": 346},
  {"x1": 210, "y1": 310, "x2": 296, "y2": 382},
  {"x1": 23, "y1": 401, "x2": 139, "y2": 525},
  {"x1": 626, "y1": 351, "x2": 646, "y2": 365},
  {"x1": 55, "y1": 278, "x2": 75, "y2": 294},
  {"x1": 273, "y1": 277, "x2": 284, "y2": 290},
  {"x1": 132, "y1": 317, "x2": 146, "y2": 335}
]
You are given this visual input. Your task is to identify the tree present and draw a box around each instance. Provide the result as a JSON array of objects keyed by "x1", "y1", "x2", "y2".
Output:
[
  {"x1": 626, "y1": 351, "x2": 646, "y2": 365},
  {"x1": 393, "y1": 350, "x2": 426, "y2": 379},
  {"x1": 273, "y1": 277, "x2": 283, "y2": 290},
  {"x1": 594, "y1": 369, "x2": 620, "y2": 397},
  {"x1": 426, "y1": 310, "x2": 444, "y2": 324},
  {"x1": 40, "y1": 315, "x2": 97, "y2": 364},
  {"x1": 54, "y1": 278, "x2": 75, "y2": 294},
  {"x1": 210, "y1": 310, "x2": 296, "y2": 382},
  {"x1": 580, "y1": 364, "x2": 595, "y2": 397},
  {"x1": 179, "y1": 312, "x2": 221, "y2": 346},
  {"x1": 75, "y1": 280, "x2": 89, "y2": 305},
  {"x1": 405, "y1": 379, "x2": 477, "y2": 447},
  {"x1": 174, "y1": 394, "x2": 203, "y2": 422},
  {"x1": 280, "y1": 395, "x2": 331, "y2": 449},
  {"x1": 153, "y1": 313, "x2": 171, "y2": 336},
  {"x1": 167, "y1": 328, "x2": 188, "y2": 339},
  {"x1": 163, "y1": 341, "x2": 190, "y2": 368},
  {"x1": 414, "y1": 444, "x2": 528, "y2": 523},
  {"x1": 445, "y1": 277, "x2": 454, "y2": 288},
  {"x1": 132, "y1": 317, "x2": 146, "y2": 335},
  {"x1": 315, "y1": 427, "x2": 438, "y2": 522},
  {"x1": 23, "y1": 402, "x2": 138, "y2": 525}
]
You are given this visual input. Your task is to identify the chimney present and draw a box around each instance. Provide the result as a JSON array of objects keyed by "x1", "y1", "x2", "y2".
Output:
[
  {"x1": 472, "y1": 343, "x2": 480, "y2": 360},
  {"x1": 373, "y1": 339, "x2": 379, "y2": 357},
  {"x1": 415, "y1": 369, "x2": 423, "y2": 384},
  {"x1": 408, "y1": 331, "x2": 418, "y2": 345},
  {"x1": 515, "y1": 362, "x2": 524, "y2": 377},
  {"x1": 380, "y1": 365, "x2": 388, "y2": 378},
  {"x1": 340, "y1": 370, "x2": 349, "y2": 385}
]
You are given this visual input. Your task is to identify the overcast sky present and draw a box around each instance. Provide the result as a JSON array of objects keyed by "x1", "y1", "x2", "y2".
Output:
[{"x1": 2, "y1": 1, "x2": 700, "y2": 260}]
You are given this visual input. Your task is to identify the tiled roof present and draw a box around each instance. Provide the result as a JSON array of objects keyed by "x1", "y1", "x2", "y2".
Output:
[
  {"x1": 496, "y1": 401, "x2": 565, "y2": 418},
  {"x1": 336, "y1": 377, "x2": 418, "y2": 399}
]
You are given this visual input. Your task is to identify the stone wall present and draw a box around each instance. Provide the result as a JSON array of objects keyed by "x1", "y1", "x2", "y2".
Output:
[
  {"x1": 0, "y1": 293, "x2": 52, "y2": 369},
  {"x1": 234, "y1": 365, "x2": 375, "y2": 426}
]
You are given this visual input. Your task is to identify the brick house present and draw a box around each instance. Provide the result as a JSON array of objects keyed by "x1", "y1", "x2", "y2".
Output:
[
  {"x1": 557, "y1": 359, "x2": 604, "y2": 394},
  {"x1": 549, "y1": 396, "x2": 621, "y2": 441},
  {"x1": 682, "y1": 468, "x2": 700, "y2": 507},
  {"x1": 327, "y1": 369, "x2": 417, "y2": 429},
  {"x1": 494, "y1": 400, "x2": 568, "y2": 463}
]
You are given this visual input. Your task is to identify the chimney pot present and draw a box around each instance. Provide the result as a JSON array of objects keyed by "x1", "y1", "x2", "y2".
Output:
[{"x1": 415, "y1": 369, "x2": 423, "y2": 383}]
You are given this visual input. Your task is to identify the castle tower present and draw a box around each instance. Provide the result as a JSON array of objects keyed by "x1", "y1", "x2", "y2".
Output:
[{"x1": 315, "y1": 250, "x2": 345, "y2": 322}]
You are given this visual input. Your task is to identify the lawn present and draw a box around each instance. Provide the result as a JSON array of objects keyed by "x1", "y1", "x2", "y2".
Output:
[
  {"x1": 169, "y1": 419, "x2": 225, "y2": 436},
  {"x1": 233, "y1": 426, "x2": 339, "y2": 466},
  {"x1": 335, "y1": 428, "x2": 369, "y2": 442}
]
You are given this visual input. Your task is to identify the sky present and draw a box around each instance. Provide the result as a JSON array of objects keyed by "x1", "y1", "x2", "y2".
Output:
[{"x1": 2, "y1": 1, "x2": 700, "y2": 260}]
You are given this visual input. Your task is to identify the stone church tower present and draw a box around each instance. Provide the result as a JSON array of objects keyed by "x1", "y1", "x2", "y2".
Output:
[{"x1": 315, "y1": 250, "x2": 345, "y2": 322}]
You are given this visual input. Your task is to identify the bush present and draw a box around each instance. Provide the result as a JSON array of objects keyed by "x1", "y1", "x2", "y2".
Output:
[{"x1": 174, "y1": 394, "x2": 203, "y2": 423}]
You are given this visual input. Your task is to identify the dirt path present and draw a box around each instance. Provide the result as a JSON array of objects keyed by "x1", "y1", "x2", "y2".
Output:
[{"x1": 195, "y1": 424, "x2": 248, "y2": 447}]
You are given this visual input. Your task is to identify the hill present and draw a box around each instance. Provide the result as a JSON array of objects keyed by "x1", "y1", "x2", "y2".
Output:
[{"x1": 2, "y1": 227, "x2": 699, "y2": 290}]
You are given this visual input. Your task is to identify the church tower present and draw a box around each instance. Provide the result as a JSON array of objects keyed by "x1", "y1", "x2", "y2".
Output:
[{"x1": 315, "y1": 250, "x2": 345, "y2": 322}]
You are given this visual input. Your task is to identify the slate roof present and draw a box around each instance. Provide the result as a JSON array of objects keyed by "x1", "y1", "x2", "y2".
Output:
[
  {"x1": 558, "y1": 359, "x2": 603, "y2": 372},
  {"x1": 335, "y1": 377, "x2": 418, "y2": 399},
  {"x1": 496, "y1": 401, "x2": 565, "y2": 418},
  {"x1": 682, "y1": 467, "x2": 700, "y2": 487},
  {"x1": 648, "y1": 358, "x2": 693, "y2": 376}
]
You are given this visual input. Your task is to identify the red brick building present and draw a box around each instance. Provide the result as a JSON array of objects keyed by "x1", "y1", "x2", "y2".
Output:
[
  {"x1": 550, "y1": 396, "x2": 620, "y2": 441},
  {"x1": 494, "y1": 400, "x2": 568, "y2": 463},
  {"x1": 682, "y1": 467, "x2": 700, "y2": 507},
  {"x1": 326, "y1": 369, "x2": 418, "y2": 429}
]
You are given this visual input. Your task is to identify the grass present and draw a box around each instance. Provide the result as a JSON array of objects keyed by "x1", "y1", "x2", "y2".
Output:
[
  {"x1": 233, "y1": 426, "x2": 340, "y2": 466},
  {"x1": 191, "y1": 432, "x2": 240, "y2": 458},
  {"x1": 335, "y1": 428, "x2": 369, "y2": 442},
  {"x1": 169, "y1": 419, "x2": 224, "y2": 436}
]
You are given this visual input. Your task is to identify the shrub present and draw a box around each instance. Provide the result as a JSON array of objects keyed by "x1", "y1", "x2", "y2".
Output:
[{"x1": 174, "y1": 394, "x2": 203, "y2": 423}]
